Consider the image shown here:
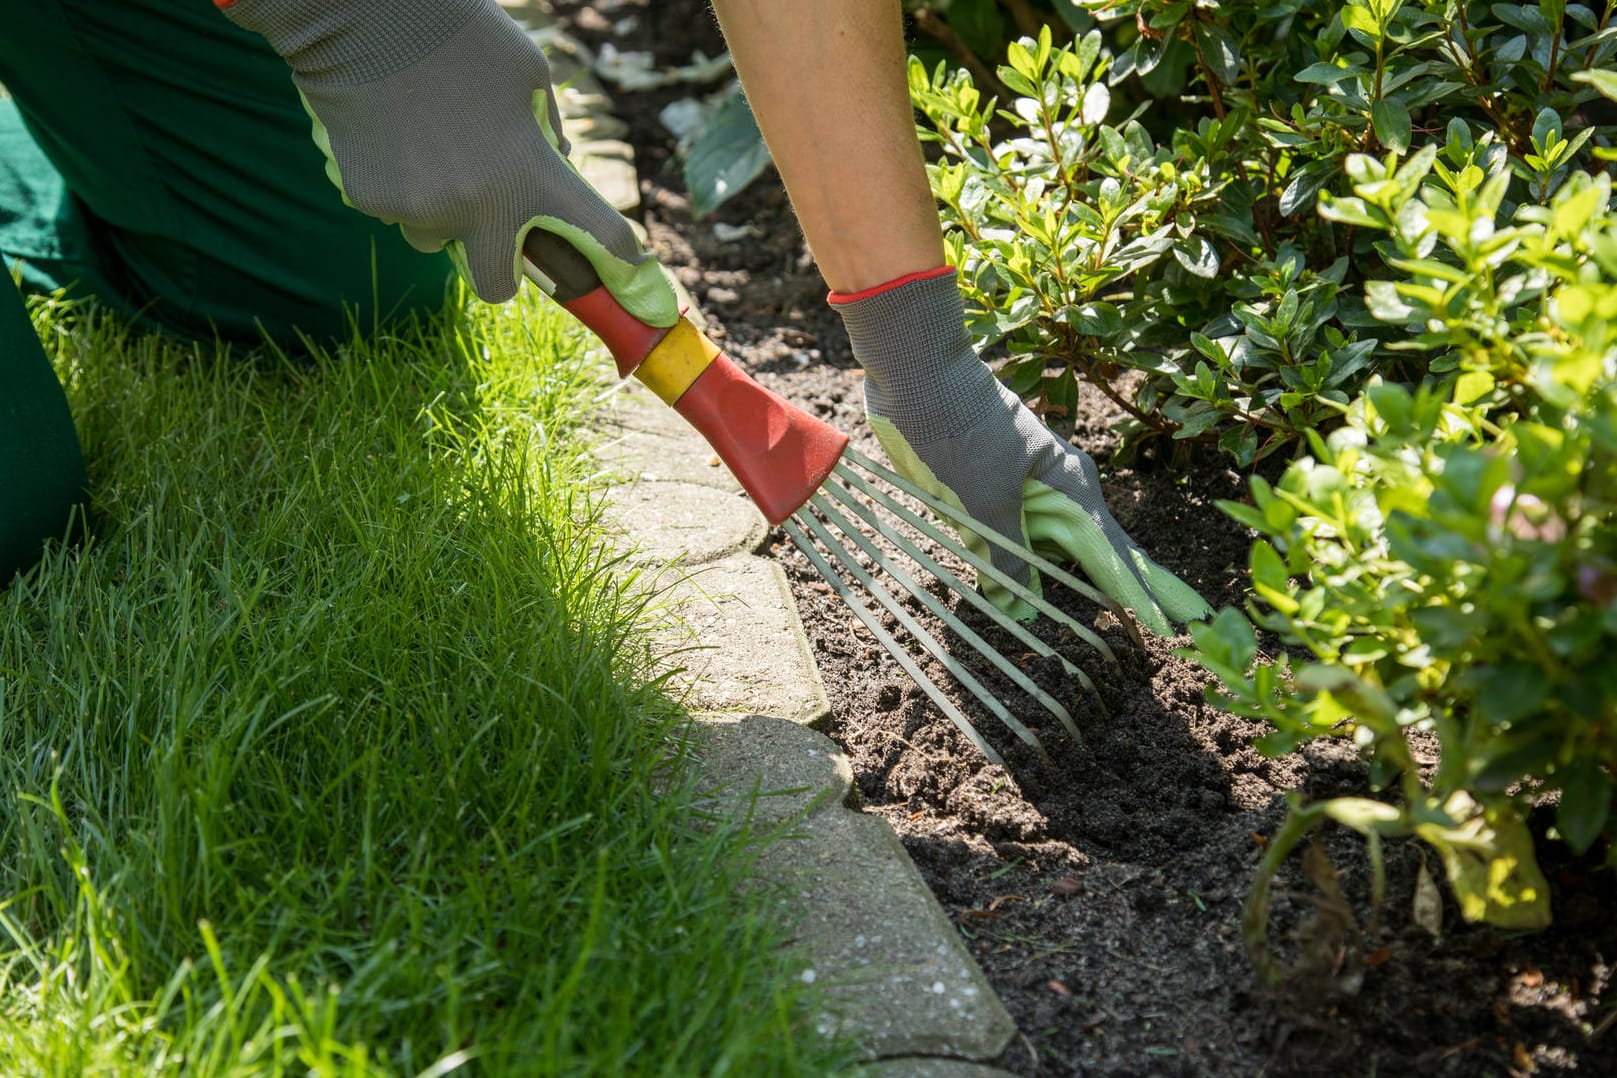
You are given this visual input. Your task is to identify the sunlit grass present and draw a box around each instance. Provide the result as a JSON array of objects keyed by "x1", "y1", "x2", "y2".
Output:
[{"x1": 0, "y1": 288, "x2": 847, "y2": 1075}]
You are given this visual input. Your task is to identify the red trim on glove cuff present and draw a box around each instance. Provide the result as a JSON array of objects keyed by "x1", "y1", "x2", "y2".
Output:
[
  {"x1": 827, "y1": 265, "x2": 954, "y2": 306},
  {"x1": 215, "y1": 0, "x2": 240, "y2": 8}
]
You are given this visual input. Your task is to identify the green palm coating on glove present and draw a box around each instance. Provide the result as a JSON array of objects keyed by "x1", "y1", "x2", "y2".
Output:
[
  {"x1": 837, "y1": 273, "x2": 1212, "y2": 636},
  {"x1": 222, "y1": 0, "x2": 676, "y2": 323}
]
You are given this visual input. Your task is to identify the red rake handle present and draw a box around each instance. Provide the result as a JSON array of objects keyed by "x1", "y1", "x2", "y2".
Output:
[
  {"x1": 521, "y1": 236, "x2": 846, "y2": 525},
  {"x1": 668, "y1": 351, "x2": 847, "y2": 526}
]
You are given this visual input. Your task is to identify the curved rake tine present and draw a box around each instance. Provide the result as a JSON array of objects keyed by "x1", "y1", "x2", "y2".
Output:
[
  {"x1": 842, "y1": 447, "x2": 1147, "y2": 651},
  {"x1": 790, "y1": 511, "x2": 1043, "y2": 754},
  {"x1": 830, "y1": 460, "x2": 1122, "y2": 665},
  {"x1": 782, "y1": 519, "x2": 1006, "y2": 766},
  {"x1": 844, "y1": 447, "x2": 1115, "y2": 605},
  {"x1": 807, "y1": 491, "x2": 1084, "y2": 743},
  {"x1": 819, "y1": 473, "x2": 1093, "y2": 688}
]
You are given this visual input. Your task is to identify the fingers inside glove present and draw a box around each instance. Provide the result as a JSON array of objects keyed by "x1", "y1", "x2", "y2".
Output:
[
  {"x1": 453, "y1": 226, "x2": 524, "y2": 304},
  {"x1": 1022, "y1": 480, "x2": 1210, "y2": 636},
  {"x1": 1125, "y1": 546, "x2": 1216, "y2": 626}
]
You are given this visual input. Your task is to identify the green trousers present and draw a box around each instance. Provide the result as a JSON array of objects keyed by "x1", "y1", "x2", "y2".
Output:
[{"x1": 1, "y1": 0, "x2": 457, "y2": 582}]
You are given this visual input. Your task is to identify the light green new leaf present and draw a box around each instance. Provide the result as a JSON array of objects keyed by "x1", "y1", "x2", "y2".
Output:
[
  {"x1": 1415, "y1": 793, "x2": 1552, "y2": 930},
  {"x1": 1322, "y1": 797, "x2": 1407, "y2": 834},
  {"x1": 1318, "y1": 194, "x2": 1385, "y2": 228},
  {"x1": 1573, "y1": 68, "x2": 1617, "y2": 103},
  {"x1": 1342, "y1": 3, "x2": 1384, "y2": 43}
]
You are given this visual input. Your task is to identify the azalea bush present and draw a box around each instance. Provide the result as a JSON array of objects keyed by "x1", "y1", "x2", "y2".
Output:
[
  {"x1": 1192, "y1": 144, "x2": 1617, "y2": 958},
  {"x1": 911, "y1": 0, "x2": 1617, "y2": 463},
  {"x1": 903, "y1": 0, "x2": 1088, "y2": 89},
  {"x1": 912, "y1": 1, "x2": 1617, "y2": 953}
]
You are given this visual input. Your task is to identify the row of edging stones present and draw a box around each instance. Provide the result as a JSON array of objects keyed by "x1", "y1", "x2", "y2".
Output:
[
  {"x1": 596, "y1": 378, "x2": 1018, "y2": 1077},
  {"x1": 500, "y1": 5, "x2": 1021, "y2": 1070}
]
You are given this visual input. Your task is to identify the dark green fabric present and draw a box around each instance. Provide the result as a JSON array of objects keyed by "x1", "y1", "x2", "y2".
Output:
[
  {"x1": 0, "y1": 0, "x2": 459, "y2": 581},
  {"x1": 0, "y1": 280, "x2": 87, "y2": 583},
  {"x1": 0, "y1": 0, "x2": 456, "y2": 343}
]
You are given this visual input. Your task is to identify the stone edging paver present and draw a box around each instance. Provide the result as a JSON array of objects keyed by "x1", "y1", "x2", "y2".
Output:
[{"x1": 500, "y1": 4, "x2": 1017, "y2": 1072}]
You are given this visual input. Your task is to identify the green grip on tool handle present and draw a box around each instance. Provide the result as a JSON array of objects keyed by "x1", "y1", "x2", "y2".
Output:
[{"x1": 521, "y1": 232, "x2": 848, "y2": 525}]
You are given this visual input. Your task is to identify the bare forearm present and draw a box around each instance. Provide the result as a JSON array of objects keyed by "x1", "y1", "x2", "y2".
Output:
[{"x1": 708, "y1": 0, "x2": 944, "y2": 292}]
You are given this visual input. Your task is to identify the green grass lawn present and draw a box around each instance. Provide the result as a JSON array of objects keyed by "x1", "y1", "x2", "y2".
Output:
[{"x1": 0, "y1": 288, "x2": 849, "y2": 1075}]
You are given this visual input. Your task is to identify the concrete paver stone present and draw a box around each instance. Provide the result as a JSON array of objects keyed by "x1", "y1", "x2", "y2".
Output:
[
  {"x1": 652, "y1": 554, "x2": 830, "y2": 727},
  {"x1": 593, "y1": 380, "x2": 744, "y2": 491},
  {"x1": 695, "y1": 715, "x2": 856, "y2": 826},
  {"x1": 568, "y1": 139, "x2": 640, "y2": 213},
  {"x1": 764, "y1": 805, "x2": 1015, "y2": 1060},
  {"x1": 695, "y1": 718, "x2": 1015, "y2": 1062},
  {"x1": 602, "y1": 479, "x2": 766, "y2": 567},
  {"x1": 555, "y1": 108, "x2": 630, "y2": 143},
  {"x1": 859, "y1": 1059, "x2": 1021, "y2": 1078}
]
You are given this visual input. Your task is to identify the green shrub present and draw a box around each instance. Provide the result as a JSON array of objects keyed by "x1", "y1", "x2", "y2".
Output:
[
  {"x1": 903, "y1": 1, "x2": 1089, "y2": 91},
  {"x1": 910, "y1": 1, "x2": 1617, "y2": 955},
  {"x1": 1191, "y1": 147, "x2": 1617, "y2": 959},
  {"x1": 911, "y1": 1, "x2": 1617, "y2": 465}
]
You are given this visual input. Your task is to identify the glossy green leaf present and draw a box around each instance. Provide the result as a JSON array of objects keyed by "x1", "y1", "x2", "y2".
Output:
[
  {"x1": 1295, "y1": 62, "x2": 1371, "y2": 85},
  {"x1": 1372, "y1": 98, "x2": 1412, "y2": 154},
  {"x1": 685, "y1": 85, "x2": 773, "y2": 219},
  {"x1": 1573, "y1": 68, "x2": 1617, "y2": 103},
  {"x1": 1532, "y1": 106, "x2": 1563, "y2": 153},
  {"x1": 1279, "y1": 161, "x2": 1337, "y2": 216},
  {"x1": 1558, "y1": 759, "x2": 1613, "y2": 854},
  {"x1": 1173, "y1": 235, "x2": 1221, "y2": 278},
  {"x1": 1195, "y1": 22, "x2": 1241, "y2": 84},
  {"x1": 1467, "y1": 663, "x2": 1553, "y2": 728},
  {"x1": 1342, "y1": 4, "x2": 1383, "y2": 42}
]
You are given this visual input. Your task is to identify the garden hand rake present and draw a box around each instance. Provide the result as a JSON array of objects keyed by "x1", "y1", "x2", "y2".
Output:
[{"x1": 523, "y1": 235, "x2": 1131, "y2": 765}]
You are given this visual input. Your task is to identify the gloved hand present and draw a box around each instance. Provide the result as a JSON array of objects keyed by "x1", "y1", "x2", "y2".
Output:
[
  {"x1": 218, "y1": 0, "x2": 676, "y2": 323},
  {"x1": 831, "y1": 268, "x2": 1212, "y2": 636}
]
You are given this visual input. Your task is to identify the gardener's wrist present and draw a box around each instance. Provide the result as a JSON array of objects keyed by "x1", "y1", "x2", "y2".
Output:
[{"x1": 830, "y1": 266, "x2": 998, "y2": 442}]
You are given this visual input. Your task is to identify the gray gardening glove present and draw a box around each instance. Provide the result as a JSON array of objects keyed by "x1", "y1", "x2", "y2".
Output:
[
  {"x1": 219, "y1": 0, "x2": 677, "y2": 322},
  {"x1": 831, "y1": 269, "x2": 1212, "y2": 636}
]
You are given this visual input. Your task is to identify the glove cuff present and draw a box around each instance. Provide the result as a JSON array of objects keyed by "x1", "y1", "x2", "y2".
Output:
[
  {"x1": 826, "y1": 265, "x2": 955, "y2": 305},
  {"x1": 219, "y1": 0, "x2": 490, "y2": 85},
  {"x1": 830, "y1": 266, "x2": 995, "y2": 444}
]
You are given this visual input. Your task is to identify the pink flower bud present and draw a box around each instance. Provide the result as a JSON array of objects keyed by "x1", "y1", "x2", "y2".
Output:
[
  {"x1": 1488, "y1": 485, "x2": 1567, "y2": 542},
  {"x1": 1488, "y1": 484, "x2": 1516, "y2": 529}
]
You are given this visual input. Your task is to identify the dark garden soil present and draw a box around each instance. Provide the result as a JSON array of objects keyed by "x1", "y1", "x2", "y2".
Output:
[{"x1": 551, "y1": 3, "x2": 1617, "y2": 1074}]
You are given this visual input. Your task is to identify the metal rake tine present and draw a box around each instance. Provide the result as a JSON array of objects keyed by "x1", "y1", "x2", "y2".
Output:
[
  {"x1": 841, "y1": 446, "x2": 1148, "y2": 651},
  {"x1": 807, "y1": 490, "x2": 1085, "y2": 743},
  {"x1": 842, "y1": 446, "x2": 1115, "y2": 609},
  {"x1": 789, "y1": 510, "x2": 1044, "y2": 754},
  {"x1": 818, "y1": 472, "x2": 1094, "y2": 689},
  {"x1": 781, "y1": 519, "x2": 1006, "y2": 766},
  {"x1": 830, "y1": 460, "x2": 1119, "y2": 666}
]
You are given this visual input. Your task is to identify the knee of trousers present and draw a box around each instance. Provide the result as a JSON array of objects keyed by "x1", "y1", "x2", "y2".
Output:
[{"x1": 1, "y1": 465, "x2": 89, "y2": 585}]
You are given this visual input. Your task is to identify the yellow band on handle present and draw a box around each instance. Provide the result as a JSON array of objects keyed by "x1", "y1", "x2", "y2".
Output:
[{"x1": 633, "y1": 318, "x2": 721, "y2": 405}]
